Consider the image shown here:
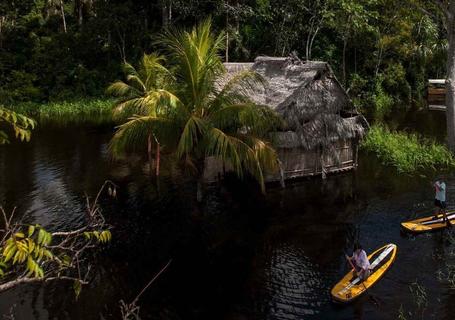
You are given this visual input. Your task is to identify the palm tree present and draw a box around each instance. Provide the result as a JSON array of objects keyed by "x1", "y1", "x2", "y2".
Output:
[
  {"x1": 107, "y1": 53, "x2": 174, "y2": 176},
  {"x1": 109, "y1": 19, "x2": 281, "y2": 200}
]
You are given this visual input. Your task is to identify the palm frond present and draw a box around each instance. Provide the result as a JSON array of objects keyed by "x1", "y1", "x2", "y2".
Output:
[
  {"x1": 109, "y1": 115, "x2": 177, "y2": 158},
  {"x1": 212, "y1": 70, "x2": 265, "y2": 109},
  {"x1": 209, "y1": 102, "x2": 282, "y2": 136},
  {"x1": 106, "y1": 81, "x2": 141, "y2": 97},
  {"x1": 205, "y1": 128, "x2": 277, "y2": 191},
  {"x1": 176, "y1": 116, "x2": 207, "y2": 158}
]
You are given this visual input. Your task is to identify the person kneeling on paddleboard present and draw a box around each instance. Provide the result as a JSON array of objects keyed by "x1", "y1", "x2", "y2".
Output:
[
  {"x1": 345, "y1": 243, "x2": 371, "y2": 281},
  {"x1": 434, "y1": 179, "x2": 450, "y2": 226}
]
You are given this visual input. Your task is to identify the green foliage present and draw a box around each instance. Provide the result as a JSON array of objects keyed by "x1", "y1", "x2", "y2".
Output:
[
  {"x1": 0, "y1": 106, "x2": 36, "y2": 144},
  {"x1": 0, "y1": 0, "x2": 448, "y2": 122},
  {"x1": 9, "y1": 98, "x2": 115, "y2": 125},
  {"x1": 372, "y1": 75, "x2": 395, "y2": 121},
  {"x1": 0, "y1": 224, "x2": 112, "y2": 280},
  {"x1": 83, "y1": 230, "x2": 112, "y2": 243},
  {"x1": 361, "y1": 125, "x2": 455, "y2": 173},
  {"x1": 1, "y1": 226, "x2": 53, "y2": 278}
]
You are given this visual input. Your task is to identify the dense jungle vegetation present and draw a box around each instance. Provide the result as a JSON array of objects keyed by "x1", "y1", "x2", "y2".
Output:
[{"x1": 0, "y1": 0, "x2": 447, "y2": 121}]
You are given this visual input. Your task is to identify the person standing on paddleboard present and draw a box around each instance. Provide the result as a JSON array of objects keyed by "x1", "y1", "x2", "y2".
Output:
[
  {"x1": 345, "y1": 243, "x2": 371, "y2": 281},
  {"x1": 434, "y1": 178, "x2": 450, "y2": 226}
]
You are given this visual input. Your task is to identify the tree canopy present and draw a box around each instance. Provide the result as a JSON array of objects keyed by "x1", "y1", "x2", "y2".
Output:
[{"x1": 0, "y1": 0, "x2": 448, "y2": 121}]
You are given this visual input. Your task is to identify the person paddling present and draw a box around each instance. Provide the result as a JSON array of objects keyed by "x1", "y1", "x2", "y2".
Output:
[
  {"x1": 345, "y1": 243, "x2": 371, "y2": 281},
  {"x1": 433, "y1": 178, "x2": 450, "y2": 226}
]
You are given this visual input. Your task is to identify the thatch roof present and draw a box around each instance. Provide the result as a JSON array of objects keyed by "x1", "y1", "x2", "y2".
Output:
[{"x1": 224, "y1": 56, "x2": 368, "y2": 150}]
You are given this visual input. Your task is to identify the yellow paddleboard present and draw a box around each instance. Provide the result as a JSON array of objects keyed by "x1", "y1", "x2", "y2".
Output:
[
  {"x1": 331, "y1": 244, "x2": 397, "y2": 303},
  {"x1": 401, "y1": 211, "x2": 455, "y2": 233}
]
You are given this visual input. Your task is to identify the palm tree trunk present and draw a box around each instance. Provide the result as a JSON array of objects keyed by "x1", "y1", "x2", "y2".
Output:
[
  {"x1": 155, "y1": 138, "x2": 160, "y2": 176},
  {"x1": 196, "y1": 159, "x2": 206, "y2": 203},
  {"x1": 147, "y1": 134, "x2": 153, "y2": 176},
  {"x1": 196, "y1": 177, "x2": 203, "y2": 203},
  {"x1": 446, "y1": 2, "x2": 455, "y2": 152}
]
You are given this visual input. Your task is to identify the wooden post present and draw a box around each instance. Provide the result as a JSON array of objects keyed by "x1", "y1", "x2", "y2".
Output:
[{"x1": 278, "y1": 159, "x2": 286, "y2": 188}]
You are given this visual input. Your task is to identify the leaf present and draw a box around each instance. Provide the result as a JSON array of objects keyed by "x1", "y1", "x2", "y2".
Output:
[
  {"x1": 43, "y1": 249, "x2": 53, "y2": 260},
  {"x1": 12, "y1": 251, "x2": 22, "y2": 265},
  {"x1": 73, "y1": 281, "x2": 82, "y2": 300},
  {"x1": 37, "y1": 229, "x2": 45, "y2": 245},
  {"x1": 27, "y1": 238, "x2": 35, "y2": 254},
  {"x1": 62, "y1": 255, "x2": 72, "y2": 267},
  {"x1": 100, "y1": 230, "x2": 112, "y2": 243},
  {"x1": 38, "y1": 248, "x2": 44, "y2": 261},
  {"x1": 14, "y1": 232, "x2": 25, "y2": 239},
  {"x1": 43, "y1": 232, "x2": 52, "y2": 246},
  {"x1": 28, "y1": 225, "x2": 35, "y2": 237},
  {"x1": 4, "y1": 245, "x2": 17, "y2": 262},
  {"x1": 3, "y1": 241, "x2": 15, "y2": 257},
  {"x1": 83, "y1": 232, "x2": 91, "y2": 240}
]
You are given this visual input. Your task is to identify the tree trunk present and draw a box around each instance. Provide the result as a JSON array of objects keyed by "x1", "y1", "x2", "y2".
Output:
[
  {"x1": 77, "y1": 0, "x2": 83, "y2": 26},
  {"x1": 342, "y1": 37, "x2": 347, "y2": 86},
  {"x1": 196, "y1": 159, "x2": 205, "y2": 203},
  {"x1": 161, "y1": 0, "x2": 171, "y2": 27},
  {"x1": 59, "y1": 0, "x2": 67, "y2": 33},
  {"x1": 446, "y1": 3, "x2": 455, "y2": 152},
  {"x1": 147, "y1": 134, "x2": 153, "y2": 176},
  {"x1": 155, "y1": 138, "x2": 160, "y2": 177},
  {"x1": 196, "y1": 178, "x2": 203, "y2": 203},
  {"x1": 225, "y1": 11, "x2": 229, "y2": 62},
  {"x1": 0, "y1": 16, "x2": 3, "y2": 49}
]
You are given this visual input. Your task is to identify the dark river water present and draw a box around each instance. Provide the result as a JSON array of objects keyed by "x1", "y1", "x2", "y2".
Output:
[{"x1": 0, "y1": 111, "x2": 454, "y2": 319}]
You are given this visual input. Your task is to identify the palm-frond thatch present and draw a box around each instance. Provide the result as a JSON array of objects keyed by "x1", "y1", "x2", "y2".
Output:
[{"x1": 223, "y1": 56, "x2": 367, "y2": 151}]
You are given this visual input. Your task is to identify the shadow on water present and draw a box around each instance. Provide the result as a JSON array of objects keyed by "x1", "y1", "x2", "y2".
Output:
[{"x1": 0, "y1": 123, "x2": 454, "y2": 319}]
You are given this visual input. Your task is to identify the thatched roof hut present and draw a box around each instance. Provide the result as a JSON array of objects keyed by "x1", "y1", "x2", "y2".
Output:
[
  {"x1": 205, "y1": 56, "x2": 368, "y2": 183},
  {"x1": 224, "y1": 56, "x2": 367, "y2": 151}
]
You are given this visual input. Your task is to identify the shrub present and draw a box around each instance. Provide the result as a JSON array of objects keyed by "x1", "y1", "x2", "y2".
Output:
[{"x1": 361, "y1": 125, "x2": 455, "y2": 173}]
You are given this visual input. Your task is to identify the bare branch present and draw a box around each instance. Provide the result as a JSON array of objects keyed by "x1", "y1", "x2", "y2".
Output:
[{"x1": 120, "y1": 259, "x2": 172, "y2": 320}]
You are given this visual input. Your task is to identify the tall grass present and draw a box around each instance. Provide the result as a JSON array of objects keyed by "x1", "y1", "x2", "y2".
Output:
[
  {"x1": 8, "y1": 98, "x2": 116, "y2": 125},
  {"x1": 361, "y1": 125, "x2": 455, "y2": 173}
]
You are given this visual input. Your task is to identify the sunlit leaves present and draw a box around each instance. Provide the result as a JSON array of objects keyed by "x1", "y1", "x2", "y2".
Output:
[
  {"x1": 0, "y1": 225, "x2": 55, "y2": 278},
  {"x1": 83, "y1": 230, "x2": 112, "y2": 243},
  {"x1": 0, "y1": 106, "x2": 36, "y2": 144},
  {"x1": 0, "y1": 224, "x2": 111, "y2": 280}
]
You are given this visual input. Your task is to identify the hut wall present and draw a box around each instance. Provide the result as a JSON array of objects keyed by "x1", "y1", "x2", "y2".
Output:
[
  {"x1": 267, "y1": 139, "x2": 356, "y2": 182},
  {"x1": 203, "y1": 139, "x2": 358, "y2": 183}
]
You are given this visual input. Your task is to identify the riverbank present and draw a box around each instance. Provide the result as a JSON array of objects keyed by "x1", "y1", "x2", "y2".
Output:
[{"x1": 7, "y1": 98, "x2": 115, "y2": 125}]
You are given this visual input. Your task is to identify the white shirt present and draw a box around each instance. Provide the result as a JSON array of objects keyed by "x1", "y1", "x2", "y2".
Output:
[
  {"x1": 353, "y1": 249, "x2": 370, "y2": 271},
  {"x1": 435, "y1": 181, "x2": 446, "y2": 202}
]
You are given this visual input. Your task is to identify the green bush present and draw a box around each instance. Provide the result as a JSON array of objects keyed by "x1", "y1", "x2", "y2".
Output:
[{"x1": 361, "y1": 125, "x2": 455, "y2": 173}]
